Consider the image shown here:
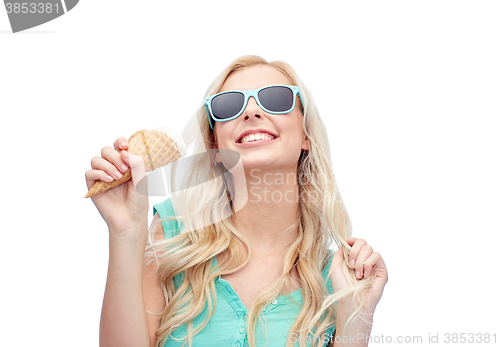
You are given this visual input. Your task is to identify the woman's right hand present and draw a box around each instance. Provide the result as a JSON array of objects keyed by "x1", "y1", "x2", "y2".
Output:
[{"x1": 85, "y1": 137, "x2": 149, "y2": 239}]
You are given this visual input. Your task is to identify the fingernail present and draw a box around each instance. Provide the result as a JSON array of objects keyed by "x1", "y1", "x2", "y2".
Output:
[
  {"x1": 121, "y1": 141, "x2": 127, "y2": 148},
  {"x1": 364, "y1": 270, "x2": 368, "y2": 278},
  {"x1": 356, "y1": 271, "x2": 361, "y2": 278},
  {"x1": 120, "y1": 164, "x2": 128, "y2": 172},
  {"x1": 114, "y1": 171, "x2": 122, "y2": 179},
  {"x1": 350, "y1": 259, "x2": 355, "y2": 266},
  {"x1": 106, "y1": 175, "x2": 114, "y2": 182}
]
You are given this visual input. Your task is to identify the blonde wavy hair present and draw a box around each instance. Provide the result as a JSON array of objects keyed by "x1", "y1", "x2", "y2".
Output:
[{"x1": 146, "y1": 55, "x2": 374, "y2": 347}]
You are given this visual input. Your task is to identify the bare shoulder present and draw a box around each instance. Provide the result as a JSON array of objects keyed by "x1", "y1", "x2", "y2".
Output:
[{"x1": 143, "y1": 212, "x2": 167, "y2": 346}]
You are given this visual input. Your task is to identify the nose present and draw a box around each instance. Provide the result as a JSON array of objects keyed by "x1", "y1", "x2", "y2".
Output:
[{"x1": 241, "y1": 96, "x2": 263, "y2": 121}]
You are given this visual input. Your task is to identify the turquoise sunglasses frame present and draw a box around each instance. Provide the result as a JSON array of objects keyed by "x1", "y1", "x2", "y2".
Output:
[{"x1": 205, "y1": 84, "x2": 302, "y2": 130}]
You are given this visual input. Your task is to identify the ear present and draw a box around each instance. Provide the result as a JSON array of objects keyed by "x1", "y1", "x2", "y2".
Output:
[
  {"x1": 301, "y1": 133, "x2": 310, "y2": 151},
  {"x1": 214, "y1": 151, "x2": 222, "y2": 163},
  {"x1": 212, "y1": 126, "x2": 221, "y2": 163}
]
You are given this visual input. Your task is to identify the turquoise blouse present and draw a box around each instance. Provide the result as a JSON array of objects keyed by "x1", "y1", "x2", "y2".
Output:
[{"x1": 153, "y1": 198, "x2": 336, "y2": 347}]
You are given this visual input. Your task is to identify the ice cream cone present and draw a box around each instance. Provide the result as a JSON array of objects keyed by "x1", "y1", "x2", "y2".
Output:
[{"x1": 85, "y1": 129, "x2": 186, "y2": 198}]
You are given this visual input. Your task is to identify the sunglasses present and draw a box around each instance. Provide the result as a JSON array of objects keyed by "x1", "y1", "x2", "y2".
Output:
[{"x1": 205, "y1": 85, "x2": 302, "y2": 129}]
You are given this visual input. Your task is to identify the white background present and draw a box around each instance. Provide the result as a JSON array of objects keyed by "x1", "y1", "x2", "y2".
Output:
[{"x1": 1, "y1": 1, "x2": 499, "y2": 346}]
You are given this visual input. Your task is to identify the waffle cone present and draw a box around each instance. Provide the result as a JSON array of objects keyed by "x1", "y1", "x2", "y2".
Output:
[{"x1": 85, "y1": 129, "x2": 184, "y2": 198}]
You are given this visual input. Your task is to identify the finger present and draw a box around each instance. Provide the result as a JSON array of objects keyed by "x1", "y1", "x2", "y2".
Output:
[
  {"x1": 85, "y1": 169, "x2": 114, "y2": 189},
  {"x1": 113, "y1": 137, "x2": 129, "y2": 151},
  {"x1": 121, "y1": 151, "x2": 146, "y2": 190},
  {"x1": 360, "y1": 251, "x2": 381, "y2": 278},
  {"x1": 346, "y1": 237, "x2": 357, "y2": 246},
  {"x1": 89, "y1": 155, "x2": 124, "y2": 181},
  {"x1": 375, "y1": 255, "x2": 388, "y2": 282},
  {"x1": 101, "y1": 146, "x2": 129, "y2": 175},
  {"x1": 354, "y1": 244, "x2": 373, "y2": 279},
  {"x1": 348, "y1": 238, "x2": 367, "y2": 268},
  {"x1": 331, "y1": 246, "x2": 346, "y2": 270}
]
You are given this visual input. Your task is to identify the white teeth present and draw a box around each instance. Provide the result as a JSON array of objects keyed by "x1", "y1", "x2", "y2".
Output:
[{"x1": 240, "y1": 133, "x2": 275, "y2": 143}]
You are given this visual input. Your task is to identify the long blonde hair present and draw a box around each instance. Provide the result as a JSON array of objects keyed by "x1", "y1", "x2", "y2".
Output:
[{"x1": 146, "y1": 55, "x2": 374, "y2": 347}]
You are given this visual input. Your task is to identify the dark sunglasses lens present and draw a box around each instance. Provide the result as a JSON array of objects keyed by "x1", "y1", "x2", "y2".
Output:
[
  {"x1": 211, "y1": 92, "x2": 245, "y2": 120},
  {"x1": 258, "y1": 86, "x2": 294, "y2": 112}
]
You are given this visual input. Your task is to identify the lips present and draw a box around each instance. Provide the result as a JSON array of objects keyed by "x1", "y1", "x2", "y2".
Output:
[
  {"x1": 239, "y1": 133, "x2": 275, "y2": 144},
  {"x1": 236, "y1": 128, "x2": 279, "y2": 143}
]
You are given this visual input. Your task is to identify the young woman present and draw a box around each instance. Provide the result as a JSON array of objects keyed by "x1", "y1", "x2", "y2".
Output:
[{"x1": 86, "y1": 55, "x2": 388, "y2": 347}]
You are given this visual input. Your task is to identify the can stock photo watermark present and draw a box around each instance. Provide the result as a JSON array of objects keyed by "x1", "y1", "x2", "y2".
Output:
[
  {"x1": 3, "y1": 0, "x2": 79, "y2": 33},
  {"x1": 290, "y1": 332, "x2": 498, "y2": 345}
]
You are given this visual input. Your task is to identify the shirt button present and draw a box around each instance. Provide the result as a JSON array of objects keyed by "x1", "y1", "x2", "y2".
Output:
[
  {"x1": 239, "y1": 328, "x2": 245, "y2": 333},
  {"x1": 272, "y1": 299, "x2": 278, "y2": 305},
  {"x1": 235, "y1": 343, "x2": 241, "y2": 347}
]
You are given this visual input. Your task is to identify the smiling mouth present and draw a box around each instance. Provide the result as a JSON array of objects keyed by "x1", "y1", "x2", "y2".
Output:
[{"x1": 237, "y1": 133, "x2": 277, "y2": 144}]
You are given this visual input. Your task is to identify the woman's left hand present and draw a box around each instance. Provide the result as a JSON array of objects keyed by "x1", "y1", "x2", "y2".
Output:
[{"x1": 330, "y1": 237, "x2": 388, "y2": 313}]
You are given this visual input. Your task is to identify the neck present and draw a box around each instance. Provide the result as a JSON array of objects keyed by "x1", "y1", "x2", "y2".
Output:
[{"x1": 230, "y1": 165, "x2": 301, "y2": 256}]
